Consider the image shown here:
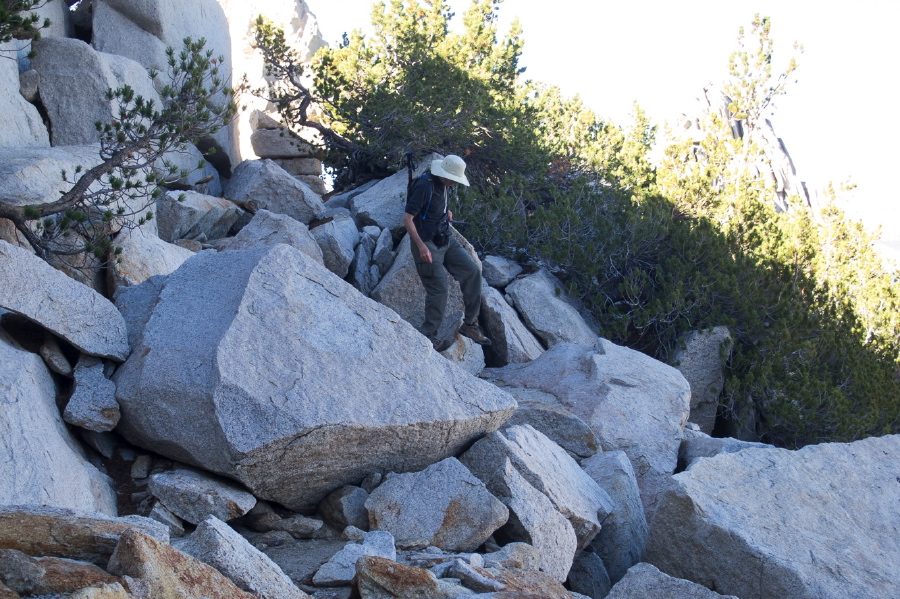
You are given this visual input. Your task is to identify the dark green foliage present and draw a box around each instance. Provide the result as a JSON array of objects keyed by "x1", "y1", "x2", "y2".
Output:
[
  {"x1": 255, "y1": 3, "x2": 900, "y2": 447},
  {"x1": 0, "y1": 0, "x2": 52, "y2": 57},
  {"x1": 0, "y1": 38, "x2": 236, "y2": 266}
]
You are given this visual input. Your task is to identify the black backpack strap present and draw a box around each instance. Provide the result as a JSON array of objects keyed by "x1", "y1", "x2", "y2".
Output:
[{"x1": 417, "y1": 174, "x2": 434, "y2": 220}]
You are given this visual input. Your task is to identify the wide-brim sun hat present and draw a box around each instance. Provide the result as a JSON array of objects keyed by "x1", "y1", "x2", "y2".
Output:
[{"x1": 431, "y1": 155, "x2": 470, "y2": 187}]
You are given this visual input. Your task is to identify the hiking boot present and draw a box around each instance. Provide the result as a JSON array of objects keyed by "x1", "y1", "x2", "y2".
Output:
[
  {"x1": 431, "y1": 336, "x2": 453, "y2": 352},
  {"x1": 459, "y1": 322, "x2": 492, "y2": 346}
]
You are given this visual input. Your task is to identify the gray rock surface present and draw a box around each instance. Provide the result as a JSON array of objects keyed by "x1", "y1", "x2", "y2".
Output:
[
  {"x1": 251, "y1": 128, "x2": 322, "y2": 158},
  {"x1": 63, "y1": 356, "x2": 120, "y2": 433},
  {"x1": 0, "y1": 240, "x2": 130, "y2": 361},
  {"x1": 349, "y1": 233, "x2": 379, "y2": 296},
  {"x1": 176, "y1": 516, "x2": 309, "y2": 598},
  {"x1": 480, "y1": 285, "x2": 545, "y2": 366},
  {"x1": 155, "y1": 191, "x2": 240, "y2": 243},
  {"x1": 504, "y1": 270, "x2": 598, "y2": 347},
  {"x1": 671, "y1": 327, "x2": 733, "y2": 434},
  {"x1": 0, "y1": 146, "x2": 103, "y2": 208},
  {"x1": 678, "y1": 434, "x2": 772, "y2": 471},
  {"x1": 148, "y1": 468, "x2": 257, "y2": 525},
  {"x1": 273, "y1": 157, "x2": 323, "y2": 176},
  {"x1": 484, "y1": 339, "x2": 691, "y2": 515},
  {"x1": 567, "y1": 551, "x2": 612, "y2": 599},
  {"x1": 220, "y1": 209, "x2": 324, "y2": 265},
  {"x1": 646, "y1": 435, "x2": 900, "y2": 599},
  {"x1": 460, "y1": 425, "x2": 612, "y2": 550},
  {"x1": 0, "y1": 41, "x2": 48, "y2": 148},
  {"x1": 39, "y1": 335, "x2": 73, "y2": 376},
  {"x1": 113, "y1": 244, "x2": 516, "y2": 511},
  {"x1": 494, "y1": 458, "x2": 577, "y2": 582},
  {"x1": 0, "y1": 334, "x2": 118, "y2": 515},
  {"x1": 349, "y1": 155, "x2": 436, "y2": 230},
  {"x1": 482, "y1": 255, "x2": 522, "y2": 288},
  {"x1": 365, "y1": 458, "x2": 509, "y2": 552},
  {"x1": 606, "y1": 563, "x2": 738, "y2": 599},
  {"x1": 225, "y1": 160, "x2": 325, "y2": 225},
  {"x1": 582, "y1": 451, "x2": 648, "y2": 583},
  {"x1": 502, "y1": 401, "x2": 597, "y2": 459},
  {"x1": 482, "y1": 542, "x2": 541, "y2": 571},
  {"x1": 106, "y1": 219, "x2": 195, "y2": 296},
  {"x1": 312, "y1": 531, "x2": 396, "y2": 586},
  {"x1": 31, "y1": 37, "x2": 160, "y2": 146},
  {"x1": 310, "y1": 212, "x2": 360, "y2": 279},
  {"x1": 372, "y1": 227, "x2": 395, "y2": 276},
  {"x1": 318, "y1": 486, "x2": 369, "y2": 532},
  {"x1": 152, "y1": 143, "x2": 223, "y2": 196}
]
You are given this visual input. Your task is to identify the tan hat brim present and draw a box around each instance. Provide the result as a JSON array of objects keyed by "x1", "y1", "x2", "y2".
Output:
[{"x1": 431, "y1": 159, "x2": 470, "y2": 186}]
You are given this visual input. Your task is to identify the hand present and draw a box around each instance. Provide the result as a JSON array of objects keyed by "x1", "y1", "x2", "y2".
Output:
[
  {"x1": 447, "y1": 210, "x2": 453, "y2": 222},
  {"x1": 419, "y1": 244, "x2": 433, "y2": 264}
]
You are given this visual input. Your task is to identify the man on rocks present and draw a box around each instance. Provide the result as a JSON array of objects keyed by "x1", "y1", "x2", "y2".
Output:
[{"x1": 403, "y1": 155, "x2": 492, "y2": 352}]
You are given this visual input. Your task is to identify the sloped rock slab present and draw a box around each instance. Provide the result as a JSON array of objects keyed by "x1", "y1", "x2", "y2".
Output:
[
  {"x1": 148, "y1": 468, "x2": 256, "y2": 525},
  {"x1": 646, "y1": 436, "x2": 900, "y2": 599},
  {"x1": 1, "y1": 335, "x2": 117, "y2": 515},
  {"x1": 114, "y1": 244, "x2": 516, "y2": 511},
  {"x1": 460, "y1": 424, "x2": 612, "y2": 550},
  {"x1": 1, "y1": 240, "x2": 130, "y2": 360},
  {"x1": 504, "y1": 269, "x2": 597, "y2": 347}
]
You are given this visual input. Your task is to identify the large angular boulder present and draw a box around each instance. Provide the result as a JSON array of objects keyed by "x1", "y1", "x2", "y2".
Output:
[
  {"x1": 365, "y1": 458, "x2": 508, "y2": 552},
  {"x1": 491, "y1": 459, "x2": 577, "y2": 582},
  {"x1": 62, "y1": 356, "x2": 121, "y2": 433},
  {"x1": 108, "y1": 529, "x2": 253, "y2": 599},
  {"x1": 349, "y1": 154, "x2": 436, "y2": 230},
  {"x1": 220, "y1": 209, "x2": 323, "y2": 265},
  {"x1": 0, "y1": 335, "x2": 117, "y2": 515},
  {"x1": 0, "y1": 146, "x2": 103, "y2": 208},
  {"x1": 31, "y1": 37, "x2": 161, "y2": 146},
  {"x1": 504, "y1": 269, "x2": 598, "y2": 347},
  {"x1": 484, "y1": 339, "x2": 691, "y2": 515},
  {"x1": 309, "y1": 211, "x2": 359, "y2": 279},
  {"x1": 225, "y1": 160, "x2": 325, "y2": 225},
  {"x1": 0, "y1": 506, "x2": 168, "y2": 567},
  {"x1": 312, "y1": 531, "x2": 396, "y2": 586},
  {"x1": 646, "y1": 435, "x2": 900, "y2": 599},
  {"x1": 606, "y1": 563, "x2": 738, "y2": 599},
  {"x1": 460, "y1": 425, "x2": 612, "y2": 550},
  {"x1": 502, "y1": 401, "x2": 598, "y2": 459},
  {"x1": 175, "y1": 516, "x2": 309, "y2": 599},
  {"x1": 113, "y1": 244, "x2": 516, "y2": 511},
  {"x1": 0, "y1": 240, "x2": 130, "y2": 361},
  {"x1": 148, "y1": 468, "x2": 257, "y2": 525},
  {"x1": 106, "y1": 220, "x2": 195, "y2": 295},
  {"x1": 0, "y1": 41, "x2": 48, "y2": 148},
  {"x1": 481, "y1": 285, "x2": 545, "y2": 366},
  {"x1": 155, "y1": 191, "x2": 240, "y2": 243},
  {"x1": 482, "y1": 255, "x2": 523, "y2": 288},
  {"x1": 582, "y1": 450, "x2": 648, "y2": 583},
  {"x1": 678, "y1": 433, "x2": 771, "y2": 471},
  {"x1": 671, "y1": 326, "x2": 733, "y2": 434}
]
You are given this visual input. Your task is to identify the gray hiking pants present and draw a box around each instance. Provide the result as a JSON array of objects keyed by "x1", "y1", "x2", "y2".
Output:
[{"x1": 411, "y1": 235, "x2": 482, "y2": 338}]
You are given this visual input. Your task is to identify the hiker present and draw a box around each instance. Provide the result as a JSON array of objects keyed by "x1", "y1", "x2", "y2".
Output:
[{"x1": 403, "y1": 155, "x2": 492, "y2": 352}]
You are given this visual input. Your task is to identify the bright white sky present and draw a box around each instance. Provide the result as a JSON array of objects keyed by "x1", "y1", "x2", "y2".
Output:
[{"x1": 308, "y1": 0, "x2": 900, "y2": 240}]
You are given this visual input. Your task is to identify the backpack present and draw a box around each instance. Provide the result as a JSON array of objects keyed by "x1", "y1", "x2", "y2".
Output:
[{"x1": 405, "y1": 151, "x2": 434, "y2": 220}]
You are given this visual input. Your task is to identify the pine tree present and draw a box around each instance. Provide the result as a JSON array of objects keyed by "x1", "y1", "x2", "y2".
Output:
[{"x1": 0, "y1": 38, "x2": 236, "y2": 265}]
